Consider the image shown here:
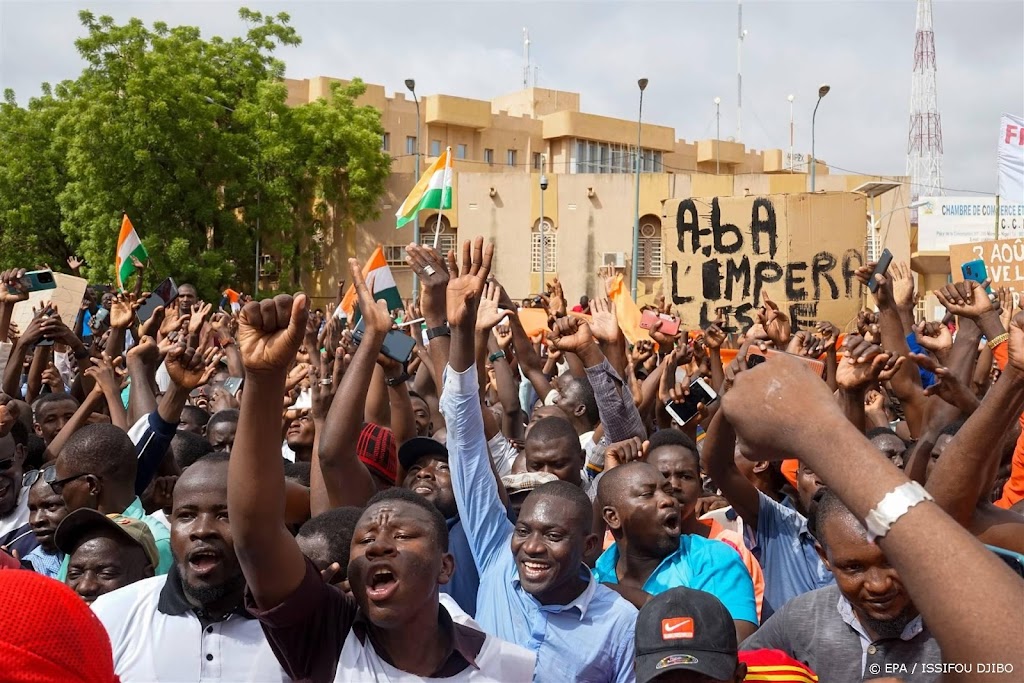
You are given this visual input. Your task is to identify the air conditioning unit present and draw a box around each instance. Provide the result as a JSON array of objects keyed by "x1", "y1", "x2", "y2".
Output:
[{"x1": 602, "y1": 252, "x2": 626, "y2": 269}]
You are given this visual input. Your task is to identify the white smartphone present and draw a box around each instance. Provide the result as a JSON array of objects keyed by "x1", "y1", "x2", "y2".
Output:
[{"x1": 664, "y1": 377, "x2": 719, "y2": 426}]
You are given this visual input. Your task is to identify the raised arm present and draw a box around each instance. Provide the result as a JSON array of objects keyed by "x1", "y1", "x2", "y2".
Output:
[
  {"x1": 834, "y1": 334, "x2": 902, "y2": 433},
  {"x1": 922, "y1": 311, "x2": 1024, "y2": 553},
  {"x1": 438, "y1": 239, "x2": 515, "y2": 572},
  {"x1": 315, "y1": 258, "x2": 391, "y2": 511},
  {"x1": 229, "y1": 292, "x2": 310, "y2": 610},
  {"x1": 406, "y1": 244, "x2": 453, "y2": 387},
  {"x1": 701, "y1": 344, "x2": 761, "y2": 528},
  {"x1": 722, "y1": 352, "x2": 1024, "y2": 678}
]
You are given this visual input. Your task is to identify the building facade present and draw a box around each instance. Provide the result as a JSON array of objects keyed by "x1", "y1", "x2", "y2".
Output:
[{"x1": 281, "y1": 77, "x2": 912, "y2": 317}]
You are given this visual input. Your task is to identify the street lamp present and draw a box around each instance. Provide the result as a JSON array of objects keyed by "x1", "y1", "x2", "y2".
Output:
[
  {"x1": 405, "y1": 78, "x2": 422, "y2": 301},
  {"x1": 810, "y1": 84, "x2": 830, "y2": 192},
  {"x1": 539, "y1": 166, "x2": 548, "y2": 296},
  {"x1": 631, "y1": 77, "x2": 648, "y2": 300},
  {"x1": 787, "y1": 94, "x2": 795, "y2": 172},
  {"x1": 713, "y1": 97, "x2": 721, "y2": 174},
  {"x1": 205, "y1": 95, "x2": 261, "y2": 297}
]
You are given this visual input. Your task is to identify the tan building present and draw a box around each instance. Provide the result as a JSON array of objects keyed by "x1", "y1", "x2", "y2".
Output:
[{"x1": 283, "y1": 77, "x2": 912, "y2": 320}]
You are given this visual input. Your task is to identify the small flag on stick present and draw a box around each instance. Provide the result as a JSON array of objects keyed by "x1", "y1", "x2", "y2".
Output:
[{"x1": 115, "y1": 214, "x2": 148, "y2": 291}]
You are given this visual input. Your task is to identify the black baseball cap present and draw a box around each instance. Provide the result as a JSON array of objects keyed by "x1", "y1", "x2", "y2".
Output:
[
  {"x1": 397, "y1": 436, "x2": 449, "y2": 471},
  {"x1": 635, "y1": 587, "x2": 739, "y2": 683}
]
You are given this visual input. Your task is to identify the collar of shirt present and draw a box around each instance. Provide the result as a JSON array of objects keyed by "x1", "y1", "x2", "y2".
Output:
[
  {"x1": 595, "y1": 536, "x2": 694, "y2": 593},
  {"x1": 157, "y1": 564, "x2": 254, "y2": 621},
  {"x1": 0, "y1": 485, "x2": 30, "y2": 537},
  {"x1": 512, "y1": 564, "x2": 598, "y2": 620},
  {"x1": 350, "y1": 600, "x2": 483, "y2": 677},
  {"x1": 122, "y1": 496, "x2": 146, "y2": 519},
  {"x1": 836, "y1": 593, "x2": 924, "y2": 643}
]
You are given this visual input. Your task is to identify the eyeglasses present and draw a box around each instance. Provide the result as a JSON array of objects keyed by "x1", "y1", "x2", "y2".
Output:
[
  {"x1": 43, "y1": 466, "x2": 92, "y2": 495},
  {"x1": 22, "y1": 465, "x2": 56, "y2": 489}
]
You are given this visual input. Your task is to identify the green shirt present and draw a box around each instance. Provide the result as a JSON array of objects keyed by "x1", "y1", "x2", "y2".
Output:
[{"x1": 56, "y1": 497, "x2": 172, "y2": 581}]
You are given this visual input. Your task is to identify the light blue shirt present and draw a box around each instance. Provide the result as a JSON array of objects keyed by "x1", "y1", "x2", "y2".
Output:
[
  {"x1": 441, "y1": 364, "x2": 638, "y2": 683},
  {"x1": 594, "y1": 534, "x2": 758, "y2": 625},
  {"x1": 24, "y1": 546, "x2": 64, "y2": 579},
  {"x1": 750, "y1": 491, "x2": 834, "y2": 617}
]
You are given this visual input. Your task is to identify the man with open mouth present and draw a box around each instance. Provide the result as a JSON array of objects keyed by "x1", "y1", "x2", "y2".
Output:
[
  {"x1": 593, "y1": 461, "x2": 758, "y2": 641},
  {"x1": 228, "y1": 272, "x2": 536, "y2": 682},
  {"x1": 91, "y1": 452, "x2": 288, "y2": 682}
]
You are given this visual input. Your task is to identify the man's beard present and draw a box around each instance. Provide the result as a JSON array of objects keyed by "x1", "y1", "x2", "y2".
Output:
[
  {"x1": 183, "y1": 574, "x2": 246, "y2": 608},
  {"x1": 860, "y1": 604, "x2": 918, "y2": 639}
]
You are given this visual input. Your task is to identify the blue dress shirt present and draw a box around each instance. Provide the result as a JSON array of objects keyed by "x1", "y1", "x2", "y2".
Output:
[{"x1": 441, "y1": 364, "x2": 638, "y2": 683}]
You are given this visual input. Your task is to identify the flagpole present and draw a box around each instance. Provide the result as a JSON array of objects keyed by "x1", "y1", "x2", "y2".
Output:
[{"x1": 432, "y1": 147, "x2": 453, "y2": 250}]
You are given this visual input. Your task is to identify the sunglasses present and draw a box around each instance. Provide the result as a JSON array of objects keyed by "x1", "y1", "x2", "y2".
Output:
[
  {"x1": 22, "y1": 464, "x2": 56, "y2": 489},
  {"x1": 43, "y1": 466, "x2": 93, "y2": 495}
]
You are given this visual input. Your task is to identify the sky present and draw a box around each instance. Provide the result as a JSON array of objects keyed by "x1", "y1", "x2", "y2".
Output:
[{"x1": 1, "y1": 0, "x2": 1021, "y2": 195}]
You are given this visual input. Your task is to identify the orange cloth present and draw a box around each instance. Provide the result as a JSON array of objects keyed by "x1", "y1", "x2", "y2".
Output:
[
  {"x1": 989, "y1": 340, "x2": 1024, "y2": 509},
  {"x1": 607, "y1": 274, "x2": 652, "y2": 346},
  {"x1": 781, "y1": 459, "x2": 799, "y2": 490},
  {"x1": 222, "y1": 288, "x2": 240, "y2": 304},
  {"x1": 702, "y1": 517, "x2": 765, "y2": 621}
]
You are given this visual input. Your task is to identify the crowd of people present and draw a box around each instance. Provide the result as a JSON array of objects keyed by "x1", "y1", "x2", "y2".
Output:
[{"x1": 0, "y1": 239, "x2": 1021, "y2": 683}]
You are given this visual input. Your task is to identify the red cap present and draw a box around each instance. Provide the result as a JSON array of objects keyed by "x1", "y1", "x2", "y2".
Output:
[
  {"x1": 0, "y1": 570, "x2": 120, "y2": 682},
  {"x1": 358, "y1": 423, "x2": 397, "y2": 485},
  {"x1": 738, "y1": 648, "x2": 818, "y2": 682}
]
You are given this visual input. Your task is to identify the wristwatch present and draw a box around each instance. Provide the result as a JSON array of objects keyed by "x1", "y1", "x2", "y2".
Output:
[
  {"x1": 488, "y1": 350, "x2": 506, "y2": 363},
  {"x1": 425, "y1": 323, "x2": 451, "y2": 340},
  {"x1": 385, "y1": 371, "x2": 411, "y2": 386}
]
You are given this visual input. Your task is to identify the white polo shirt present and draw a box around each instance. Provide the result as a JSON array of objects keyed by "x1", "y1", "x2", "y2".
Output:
[{"x1": 91, "y1": 571, "x2": 287, "y2": 682}]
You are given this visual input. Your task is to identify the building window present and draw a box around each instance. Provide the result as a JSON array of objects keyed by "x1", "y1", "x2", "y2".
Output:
[
  {"x1": 507, "y1": 149, "x2": 517, "y2": 167},
  {"x1": 531, "y1": 221, "x2": 556, "y2": 273},
  {"x1": 569, "y1": 138, "x2": 662, "y2": 174},
  {"x1": 383, "y1": 246, "x2": 408, "y2": 267},
  {"x1": 484, "y1": 148, "x2": 494, "y2": 165},
  {"x1": 406, "y1": 136, "x2": 417, "y2": 155},
  {"x1": 456, "y1": 143, "x2": 467, "y2": 159},
  {"x1": 420, "y1": 217, "x2": 457, "y2": 256},
  {"x1": 533, "y1": 152, "x2": 542, "y2": 170},
  {"x1": 637, "y1": 238, "x2": 663, "y2": 276},
  {"x1": 430, "y1": 139, "x2": 442, "y2": 157},
  {"x1": 382, "y1": 132, "x2": 390, "y2": 152}
]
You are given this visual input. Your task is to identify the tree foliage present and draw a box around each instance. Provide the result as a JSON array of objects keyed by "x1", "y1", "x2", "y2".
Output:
[{"x1": 0, "y1": 8, "x2": 390, "y2": 296}]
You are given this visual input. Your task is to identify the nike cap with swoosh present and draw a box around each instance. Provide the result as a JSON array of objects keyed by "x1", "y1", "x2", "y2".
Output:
[{"x1": 635, "y1": 586, "x2": 738, "y2": 683}]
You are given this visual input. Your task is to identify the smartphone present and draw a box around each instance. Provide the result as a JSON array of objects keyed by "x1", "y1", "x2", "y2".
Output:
[
  {"x1": 21, "y1": 269, "x2": 57, "y2": 293},
  {"x1": 222, "y1": 376, "x2": 243, "y2": 396},
  {"x1": 664, "y1": 377, "x2": 718, "y2": 426},
  {"x1": 746, "y1": 348, "x2": 827, "y2": 379},
  {"x1": 961, "y1": 259, "x2": 994, "y2": 295},
  {"x1": 35, "y1": 306, "x2": 57, "y2": 347},
  {"x1": 640, "y1": 310, "x2": 680, "y2": 336},
  {"x1": 353, "y1": 319, "x2": 416, "y2": 365},
  {"x1": 137, "y1": 277, "x2": 178, "y2": 322},
  {"x1": 868, "y1": 249, "x2": 893, "y2": 293}
]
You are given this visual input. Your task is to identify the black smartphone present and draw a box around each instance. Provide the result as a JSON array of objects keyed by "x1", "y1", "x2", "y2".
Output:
[
  {"x1": 664, "y1": 377, "x2": 718, "y2": 426},
  {"x1": 868, "y1": 249, "x2": 893, "y2": 293},
  {"x1": 137, "y1": 277, "x2": 178, "y2": 322},
  {"x1": 36, "y1": 306, "x2": 57, "y2": 347},
  {"x1": 353, "y1": 319, "x2": 416, "y2": 365}
]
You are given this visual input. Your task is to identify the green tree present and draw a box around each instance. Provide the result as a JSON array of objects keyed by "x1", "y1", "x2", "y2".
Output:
[{"x1": 1, "y1": 8, "x2": 390, "y2": 297}]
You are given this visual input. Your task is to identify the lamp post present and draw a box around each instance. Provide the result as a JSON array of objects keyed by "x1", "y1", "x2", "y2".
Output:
[
  {"x1": 714, "y1": 97, "x2": 721, "y2": 175},
  {"x1": 631, "y1": 77, "x2": 648, "y2": 300},
  {"x1": 787, "y1": 94, "x2": 795, "y2": 172},
  {"x1": 205, "y1": 96, "x2": 260, "y2": 297},
  {"x1": 810, "y1": 84, "x2": 830, "y2": 192},
  {"x1": 405, "y1": 78, "x2": 422, "y2": 301},
  {"x1": 539, "y1": 167, "x2": 548, "y2": 295}
]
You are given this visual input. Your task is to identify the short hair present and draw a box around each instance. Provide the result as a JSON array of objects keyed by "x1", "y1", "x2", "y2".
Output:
[
  {"x1": 25, "y1": 434, "x2": 45, "y2": 471},
  {"x1": 193, "y1": 451, "x2": 231, "y2": 467},
  {"x1": 297, "y1": 506, "x2": 364, "y2": 579},
  {"x1": 939, "y1": 419, "x2": 966, "y2": 438},
  {"x1": 283, "y1": 460, "x2": 312, "y2": 487},
  {"x1": 579, "y1": 295, "x2": 589, "y2": 306},
  {"x1": 647, "y1": 428, "x2": 699, "y2": 460},
  {"x1": 206, "y1": 409, "x2": 239, "y2": 433},
  {"x1": 61, "y1": 424, "x2": 137, "y2": 486},
  {"x1": 866, "y1": 427, "x2": 898, "y2": 440},
  {"x1": 364, "y1": 487, "x2": 449, "y2": 552},
  {"x1": 180, "y1": 405, "x2": 210, "y2": 428},
  {"x1": 561, "y1": 376, "x2": 599, "y2": 427},
  {"x1": 807, "y1": 488, "x2": 860, "y2": 547},
  {"x1": 526, "y1": 416, "x2": 579, "y2": 445},
  {"x1": 171, "y1": 431, "x2": 215, "y2": 470},
  {"x1": 408, "y1": 390, "x2": 428, "y2": 406},
  {"x1": 32, "y1": 393, "x2": 79, "y2": 422},
  {"x1": 525, "y1": 479, "x2": 594, "y2": 534}
]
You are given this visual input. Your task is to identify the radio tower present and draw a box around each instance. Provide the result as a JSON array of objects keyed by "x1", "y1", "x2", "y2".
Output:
[{"x1": 906, "y1": 0, "x2": 944, "y2": 209}]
